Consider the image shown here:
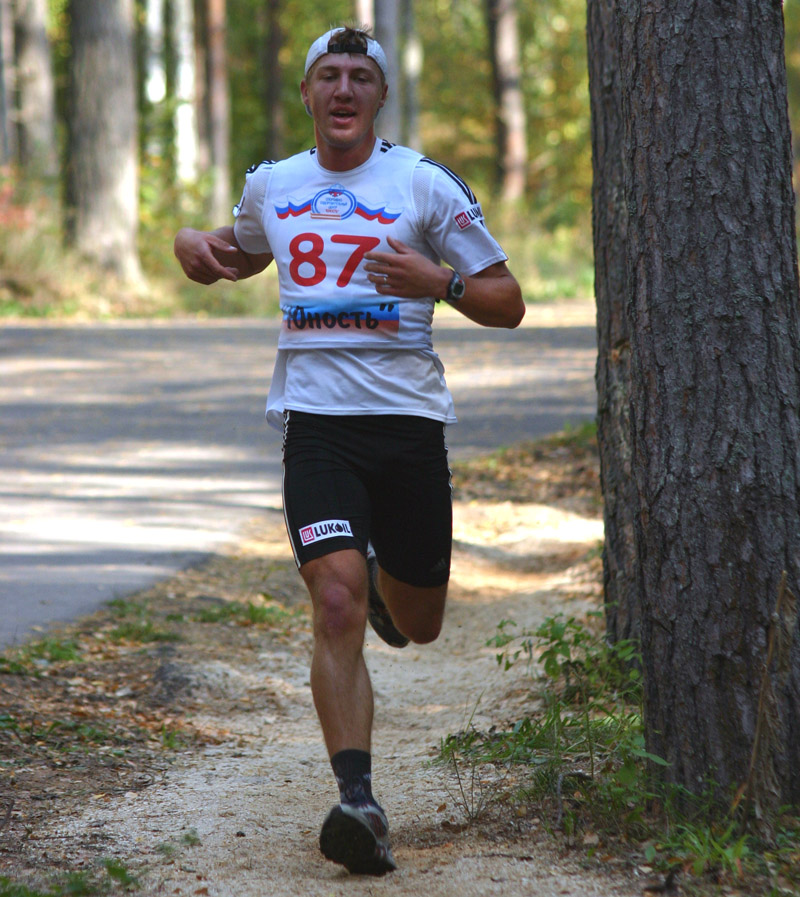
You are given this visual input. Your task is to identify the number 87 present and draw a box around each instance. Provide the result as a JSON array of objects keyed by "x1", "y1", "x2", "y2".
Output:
[{"x1": 289, "y1": 233, "x2": 381, "y2": 288}]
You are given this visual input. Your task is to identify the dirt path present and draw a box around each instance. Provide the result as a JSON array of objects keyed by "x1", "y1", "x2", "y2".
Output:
[{"x1": 13, "y1": 492, "x2": 648, "y2": 897}]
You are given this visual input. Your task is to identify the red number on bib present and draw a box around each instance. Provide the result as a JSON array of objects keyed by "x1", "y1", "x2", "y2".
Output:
[
  {"x1": 289, "y1": 233, "x2": 326, "y2": 286},
  {"x1": 331, "y1": 235, "x2": 381, "y2": 287},
  {"x1": 288, "y1": 233, "x2": 382, "y2": 288}
]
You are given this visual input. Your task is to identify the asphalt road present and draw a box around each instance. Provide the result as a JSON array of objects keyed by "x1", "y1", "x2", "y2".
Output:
[{"x1": 0, "y1": 305, "x2": 597, "y2": 648}]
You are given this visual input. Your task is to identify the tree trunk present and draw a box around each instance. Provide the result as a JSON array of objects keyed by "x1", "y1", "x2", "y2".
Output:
[
  {"x1": 14, "y1": 0, "x2": 57, "y2": 178},
  {"x1": 143, "y1": 0, "x2": 167, "y2": 164},
  {"x1": 587, "y1": 0, "x2": 639, "y2": 647},
  {"x1": 400, "y1": 0, "x2": 421, "y2": 151},
  {"x1": 261, "y1": 0, "x2": 284, "y2": 159},
  {"x1": 206, "y1": 0, "x2": 229, "y2": 221},
  {"x1": 374, "y1": 0, "x2": 401, "y2": 143},
  {"x1": 193, "y1": 0, "x2": 210, "y2": 173},
  {"x1": 618, "y1": 0, "x2": 800, "y2": 810},
  {"x1": 485, "y1": 0, "x2": 527, "y2": 201},
  {"x1": 66, "y1": 0, "x2": 141, "y2": 283},
  {"x1": 173, "y1": 0, "x2": 198, "y2": 182},
  {"x1": 361, "y1": 0, "x2": 414, "y2": 150},
  {"x1": 0, "y1": 0, "x2": 15, "y2": 163},
  {"x1": 354, "y1": 0, "x2": 373, "y2": 29},
  {"x1": 144, "y1": 0, "x2": 166, "y2": 104}
]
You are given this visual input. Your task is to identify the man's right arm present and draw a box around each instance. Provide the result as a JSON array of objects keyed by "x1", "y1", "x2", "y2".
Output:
[{"x1": 174, "y1": 225, "x2": 273, "y2": 285}]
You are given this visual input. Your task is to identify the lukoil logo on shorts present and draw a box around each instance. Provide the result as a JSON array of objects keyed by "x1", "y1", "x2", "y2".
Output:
[{"x1": 300, "y1": 519, "x2": 353, "y2": 545}]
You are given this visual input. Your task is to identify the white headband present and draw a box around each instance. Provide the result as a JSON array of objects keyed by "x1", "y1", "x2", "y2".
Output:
[{"x1": 304, "y1": 28, "x2": 388, "y2": 80}]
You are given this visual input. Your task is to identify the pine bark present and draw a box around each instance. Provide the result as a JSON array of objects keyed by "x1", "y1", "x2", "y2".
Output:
[
  {"x1": 617, "y1": 0, "x2": 800, "y2": 804},
  {"x1": 66, "y1": 0, "x2": 141, "y2": 282},
  {"x1": 587, "y1": 0, "x2": 639, "y2": 647}
]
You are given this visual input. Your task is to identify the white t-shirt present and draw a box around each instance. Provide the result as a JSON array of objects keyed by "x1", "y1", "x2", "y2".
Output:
[{"x1": 233, "y1": 138, "x2": 507, "y2": 429}]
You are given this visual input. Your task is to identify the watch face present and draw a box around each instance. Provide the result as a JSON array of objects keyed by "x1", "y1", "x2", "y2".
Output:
[{"x1": 449, "y1": 272, "x2": 465, "y2": 300}]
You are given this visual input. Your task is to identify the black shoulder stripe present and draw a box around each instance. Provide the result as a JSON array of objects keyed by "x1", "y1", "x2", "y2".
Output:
[
  {"x1": 245, "y1": 159, "x2": 277, "y2": 175},
  {"x1": 420, "y1": 157, "x2": 476, "y2": 203},
  {"x1": 380, "y1": 139, "x2": 395, "y2": 153}
]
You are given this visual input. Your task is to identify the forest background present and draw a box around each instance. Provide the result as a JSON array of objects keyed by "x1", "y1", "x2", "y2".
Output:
[{"x1": 4, "y1": 0, "x2": 800, "y2": 320}]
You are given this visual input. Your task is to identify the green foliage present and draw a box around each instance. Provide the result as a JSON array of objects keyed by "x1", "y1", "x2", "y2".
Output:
[
  {"x1": 155, "y1": 827, "x2": 202, "y2": 862},
  {"x1": 415, "y1": 0, "x2": 591, "y2": 219},
  {"x1": 485, "y1": 209, "x2": 595, "y2": 302},
  {"x1": 442, "y1": 613, "x2": 650, "y2": 839},
  {"x1": 227, "y1": 0, "x2": 353, "y2": 175},
  {"x1": 9, "y1": 0, "x2": 798, "y2": 318},
  {"x1": 107, "y1": 620, "x2": 180, "y2": 644},
  {"x1": 0, "y1": 713, "x2": 129, "y2": 753},
  {"x1": 441, "y1": 611, "x2": 800, "y2": 892},
  {"x1": 193, "y1": 597, "x2": 302, "y2": 629},
  {"x1": 0, "y1": 637, "x2": 83, "y2": 675},
  {"x1": 159, "y1": 724, "x2": 187, "y2": 750},
  {"x1": 101, "y1": 860, "x2": 138, "y2": 890},
  {"x1": 0, "y1": 855, "x2": 138, "y2": 896},
  {"x1": 481, "y1": 613, "x2": 646, "y2": 811},
  {"x1": 8, "y1": 0, "x2": 597, "y2": 315},
  {"x1": 106, "y1": 598, "x2": 180, "y2": 644},
  {"x1": 180, "y1": 828, "x2": 202, "y2": 847},
  {"x1": 784, "y1": 1, "x2": 800, "y2": 143}
]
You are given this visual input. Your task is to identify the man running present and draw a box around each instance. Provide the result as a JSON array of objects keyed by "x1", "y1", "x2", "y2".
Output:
[{"x1": 174, "y1": 25, "x2": 524, "y2": 876}]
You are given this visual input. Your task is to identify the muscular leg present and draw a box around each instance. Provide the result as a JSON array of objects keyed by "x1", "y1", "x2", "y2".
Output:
[
  {"x1": 377, "y1": 567, "x2": 448, "y2": 645},
  {"x1": 304, "y1": 548, "x2": 398, "y2": 875},
  {"x1": 300, "y1": 548, "x2": 373, "y2": 757}
]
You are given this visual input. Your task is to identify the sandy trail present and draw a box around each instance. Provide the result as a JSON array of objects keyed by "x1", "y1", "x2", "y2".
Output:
[{"x1": 40, "y1": 502, "x2": 643, "y2": 896}]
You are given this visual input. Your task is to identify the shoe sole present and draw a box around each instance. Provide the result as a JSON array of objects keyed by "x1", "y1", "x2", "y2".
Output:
[{"x1": 319, "y1": 806, "x2": 397, "y2": 876}]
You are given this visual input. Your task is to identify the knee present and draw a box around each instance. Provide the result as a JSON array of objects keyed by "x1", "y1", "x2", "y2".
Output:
[{"x1": 313, "y1": 581, "x2": 366, "y2": 639}]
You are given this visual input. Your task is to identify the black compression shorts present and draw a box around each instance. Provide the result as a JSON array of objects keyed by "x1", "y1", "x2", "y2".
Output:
[{"x1": 281, "y1": 411, "x2": 452, "y2": 587}]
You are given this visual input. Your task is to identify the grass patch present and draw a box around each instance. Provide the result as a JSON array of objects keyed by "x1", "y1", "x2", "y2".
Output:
[
  {"x1": 0, "y1": 638, "x2": 83, "y2": 675},
  {"x1": 0, "y1": 858, "x2": 139, "y2": 896},
  {"x1": 107, "y1": 621, "x2": 180, "y2": 644},
  {"x1": 106, "y1": 598, "x2": 180, "y2": 644},
  {"x1": 438, "y1": 611, "x2": 800, "y2": 895},
  {"x1": 193, "y1": 597, "x2": 303, "y2": 630}
]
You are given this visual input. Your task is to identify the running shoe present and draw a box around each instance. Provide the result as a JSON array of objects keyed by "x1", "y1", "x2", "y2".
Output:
[
  {"x1": 319, "y1": 802, "x2": 397, "y2": 875},
  {"x1": 366, "y1": 555, "x2": 409, "y2": 648}
]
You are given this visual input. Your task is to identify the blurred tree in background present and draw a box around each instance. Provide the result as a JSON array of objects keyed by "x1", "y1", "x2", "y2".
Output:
[
  {"x1": 14, "y1": 0, "x2": 58, "y2": 179},
  {"x1": 65, "y1": 0, "x2": 141, "y2": 284},
  {"x1": 1, "y1": 0, "x2": 799, "y2": 315}
]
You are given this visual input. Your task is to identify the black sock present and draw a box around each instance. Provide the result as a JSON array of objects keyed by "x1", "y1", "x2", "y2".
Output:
[{"x1": 331, "y1": 749, "x2": 377, "y2": 808}]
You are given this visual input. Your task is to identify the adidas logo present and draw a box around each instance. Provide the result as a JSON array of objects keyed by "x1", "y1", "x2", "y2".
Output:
[{"x1": 429, "y1": 557, "x2": 449, "y2": 575}]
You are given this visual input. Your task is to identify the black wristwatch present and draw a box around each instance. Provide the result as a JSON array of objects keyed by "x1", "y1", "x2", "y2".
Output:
[{"x1": 445, "y1": 270, "x2": 466, "y2": 304}]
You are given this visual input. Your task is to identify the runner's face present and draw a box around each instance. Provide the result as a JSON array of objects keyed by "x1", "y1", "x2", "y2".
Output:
[{"x1": 301, "y1": 55, "x2": 387, "y2": 167}]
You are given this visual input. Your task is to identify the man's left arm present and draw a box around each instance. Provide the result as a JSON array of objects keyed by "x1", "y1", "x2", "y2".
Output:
[{"x1": 364, "y1": 237, "x2": 525, "y2": 329}]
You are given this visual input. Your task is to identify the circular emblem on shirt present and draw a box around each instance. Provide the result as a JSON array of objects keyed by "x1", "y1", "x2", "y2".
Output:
[{"x1": 311, "y1": 184, "x2": 357, "y2": 220}]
